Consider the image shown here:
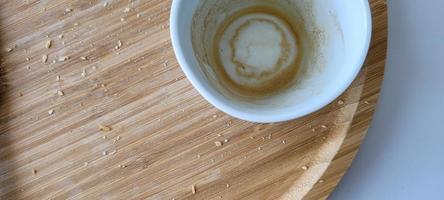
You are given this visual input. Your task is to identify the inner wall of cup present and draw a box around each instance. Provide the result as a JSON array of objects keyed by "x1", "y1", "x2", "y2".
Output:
[{"x1": 191, "y1": 0, "x2": 344, "y2": 109}]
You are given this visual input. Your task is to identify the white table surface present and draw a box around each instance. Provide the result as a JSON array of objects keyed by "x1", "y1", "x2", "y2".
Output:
[{"x1": 330, "y1": 0, "x2": 444, "y2": 199}]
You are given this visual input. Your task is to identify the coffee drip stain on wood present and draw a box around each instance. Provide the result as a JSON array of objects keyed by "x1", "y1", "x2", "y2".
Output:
[{"x1": 0, "y1": 0, "x2": 386, "y2": 199}]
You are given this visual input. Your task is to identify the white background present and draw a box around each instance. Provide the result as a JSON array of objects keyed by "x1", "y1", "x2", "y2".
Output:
[{"x1": 330, "y1": 0, "x2": 444, "y2": 199}]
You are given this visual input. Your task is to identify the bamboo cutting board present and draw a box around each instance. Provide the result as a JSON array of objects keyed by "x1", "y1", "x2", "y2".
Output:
[{"x1": 0, "y1": 0, "x2": 387, "y2": 199}]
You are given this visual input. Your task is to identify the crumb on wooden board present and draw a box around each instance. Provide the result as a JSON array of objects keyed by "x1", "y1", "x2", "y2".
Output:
[{"x1": 99, "y1": 124, "x2": 112, "y2": 132}]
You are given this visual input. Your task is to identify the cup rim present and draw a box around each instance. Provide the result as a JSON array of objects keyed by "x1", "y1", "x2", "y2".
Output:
[{"x1": 170, "y1": 0, "x2": 372, "y2": 123}]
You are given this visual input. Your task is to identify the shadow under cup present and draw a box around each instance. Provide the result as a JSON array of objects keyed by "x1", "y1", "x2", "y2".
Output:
[{"x1": 171, "y1": 0, "x2": 371, "y2": 122}]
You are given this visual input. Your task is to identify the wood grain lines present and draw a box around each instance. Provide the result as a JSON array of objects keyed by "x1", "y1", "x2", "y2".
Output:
[{"x1": 0, "y1": 0, "x2": 386, "y2": 199}]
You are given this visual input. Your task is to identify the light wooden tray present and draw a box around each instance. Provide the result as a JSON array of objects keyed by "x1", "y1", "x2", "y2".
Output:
[{"x1": 0, "y1": 0, "x2": 387, "y2": 199}]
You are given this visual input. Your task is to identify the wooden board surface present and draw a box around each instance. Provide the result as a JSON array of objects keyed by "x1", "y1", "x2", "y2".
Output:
[{"x1": 0, "y1": 0, "x2": 387, "y2": 199}]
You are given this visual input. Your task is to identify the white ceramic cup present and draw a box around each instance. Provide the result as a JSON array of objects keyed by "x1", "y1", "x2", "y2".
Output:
[{"x1": 170, "y1": 0, "x2": 372, "y2": 123}]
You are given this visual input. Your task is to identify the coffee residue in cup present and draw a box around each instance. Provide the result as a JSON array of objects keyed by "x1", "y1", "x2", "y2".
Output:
[
  {"x1": 211, "y1": 6, "x2": 303, "y2": 96},
  {"x1": 192, "y1": 0, "x2": 328, "y2": 101}
]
